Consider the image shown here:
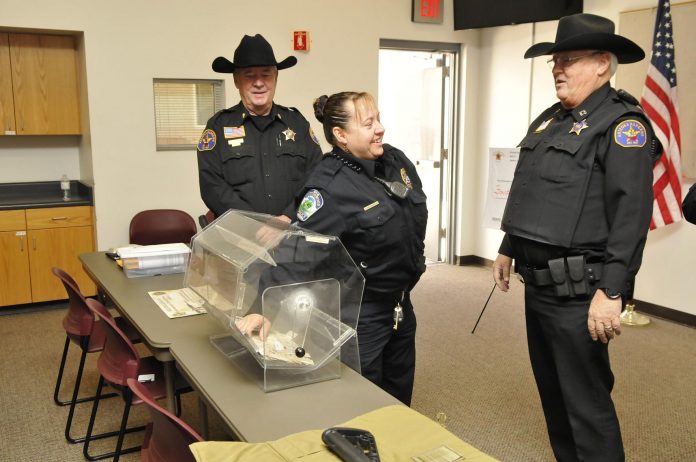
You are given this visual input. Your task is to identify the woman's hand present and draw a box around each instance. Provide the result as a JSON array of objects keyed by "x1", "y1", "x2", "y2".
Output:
[{"x1": 235, "y1": 314, "x2": 271, "y2": 341}]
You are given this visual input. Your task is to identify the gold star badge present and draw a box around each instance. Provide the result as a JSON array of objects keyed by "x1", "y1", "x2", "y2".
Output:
[
  {"x1": 282, "y1": 128, "x2": 296, "y2": 141},
  {"x1": 535, "y1": 118, "x2": 553, "y2": 133},
  {"x1": 569, "y1": 119, "x2": 589, "y2": 135}
]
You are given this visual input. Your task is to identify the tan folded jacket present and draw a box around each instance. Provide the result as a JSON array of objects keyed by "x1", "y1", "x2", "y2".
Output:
[{"x1": 190, "y1": 404, "x2": 498, "y2": 461}]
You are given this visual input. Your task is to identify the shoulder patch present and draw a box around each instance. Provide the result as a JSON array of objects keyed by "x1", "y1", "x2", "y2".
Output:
[
  {"x1": 297, "y1": 189, "x2": 324, "y2": 222},
  {"x1": 614, "y1": 120, "x2": 647, "y2": 148},
  {"x1": 197, "y1": 129, "x2": 216, "y2": 151},
  {"x1": 310, "y1": 127, "x2": 320, "y2": 145}
]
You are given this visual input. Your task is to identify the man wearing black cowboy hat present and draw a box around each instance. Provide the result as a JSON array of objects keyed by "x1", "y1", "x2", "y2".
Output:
[
  {"x1": 492, "y1": 13, "x2": 658, "y2": 461},
  {"x1": 197, "y1": 34, "x2": 322, "y2": 220}
]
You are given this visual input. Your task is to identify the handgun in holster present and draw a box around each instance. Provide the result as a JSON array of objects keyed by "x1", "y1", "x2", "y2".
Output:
[{"x1": 548, "y1": 256, "x2": 588, "y2": 298}]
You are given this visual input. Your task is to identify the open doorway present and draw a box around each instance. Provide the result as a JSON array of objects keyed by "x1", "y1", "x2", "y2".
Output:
[{"x1": 378, "y1": 40, "x2": 459, "y2": 263}]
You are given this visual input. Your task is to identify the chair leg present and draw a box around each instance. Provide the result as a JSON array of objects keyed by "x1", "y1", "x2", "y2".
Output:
[
  {"x1": 83, "y1": 377, "x2": 145, "y2": 461},
  {"x1": 53, "y1": 336, "x2": 72, "y2": 406},
  {"x1": 64, "y1": 348, "x2": 118, "y2": 444},
  {"x1": 55, "y1": 335, "x2": 118, "y2": 409}
]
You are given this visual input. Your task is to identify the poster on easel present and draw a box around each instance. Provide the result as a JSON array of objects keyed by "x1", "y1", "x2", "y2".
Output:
[{"x1": 483, "y1": 147, "x2": 519, "y2": 230}]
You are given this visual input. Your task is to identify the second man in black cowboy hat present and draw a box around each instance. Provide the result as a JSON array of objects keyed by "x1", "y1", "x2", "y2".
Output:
[
  {"x1": 197, "y1": 34, "x2": 322, "y2": 221},
  {"x1": 492, "y1": 13, "x2": 658, "y2": 461}
]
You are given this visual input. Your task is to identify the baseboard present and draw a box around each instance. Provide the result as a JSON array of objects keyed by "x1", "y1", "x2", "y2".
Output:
[
  {"x1": 633, "y1": 299, "x2": 696, "y2": 328},
  {"x1": 454, "y1": 255, "x2": 695, "y2": 328},
  {"x1": 454, "y1": 255, "x2": 493, "y2": 267}
]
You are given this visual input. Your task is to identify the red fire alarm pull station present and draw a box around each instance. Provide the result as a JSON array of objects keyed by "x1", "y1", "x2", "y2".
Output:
[{"x1": 293, "y1": 31, "x2": 309, "y2": 51}]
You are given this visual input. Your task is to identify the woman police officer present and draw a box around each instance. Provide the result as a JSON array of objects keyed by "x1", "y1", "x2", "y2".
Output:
[{"x1": 294, "y1": 91, "x2": 428, "y2": 405}]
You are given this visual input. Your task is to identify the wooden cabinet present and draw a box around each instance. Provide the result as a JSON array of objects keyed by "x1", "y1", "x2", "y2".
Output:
[
  {"x1": 0, "y1": 206, "x2": 95, "y2": 307},
  {"x1": 0, "y1": 210, "x2": 32, "y2": 306},
  {"x1": 0, "y1": 32, "x2": 81, "y2": 135}
]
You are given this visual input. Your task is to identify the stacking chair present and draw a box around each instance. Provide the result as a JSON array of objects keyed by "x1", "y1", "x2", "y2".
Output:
[
  {"x1": 83, "y1": 298, "x2": 190, "y2": 461},
  {"x1": 52, "y1": 267, "x2": 140, "y2": 444},
  {"x1": 129, "y1": 209, "x2": 197, "y2": 245},
  {"x1": 127, "y1": 378, "x2": 203, "y2": 462}
]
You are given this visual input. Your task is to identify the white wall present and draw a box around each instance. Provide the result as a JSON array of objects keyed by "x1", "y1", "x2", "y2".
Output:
[
  {"x1": 1, "y1": 0, "x2": 693, "y2": 315},
  {"x1": 474, "y1": 0, "x2": 696, "y2": 315},
  {"x1": 0, "y1": 0, "x2": 478, "y2": 249}
]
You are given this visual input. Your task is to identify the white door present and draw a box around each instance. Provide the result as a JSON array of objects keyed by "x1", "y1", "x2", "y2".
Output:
[{"x1": 378, "y1": 47, "x2": 457, "y2": 262}]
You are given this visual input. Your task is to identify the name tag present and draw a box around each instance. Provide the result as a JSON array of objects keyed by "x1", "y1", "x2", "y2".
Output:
[{"x1": 364, "y1": 201, "x2": 379, "y2": 211}]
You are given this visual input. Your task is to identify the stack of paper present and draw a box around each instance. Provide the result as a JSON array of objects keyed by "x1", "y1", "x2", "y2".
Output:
[{"x1": 117, "y1": 243, "x2": 191, "y2": 277}]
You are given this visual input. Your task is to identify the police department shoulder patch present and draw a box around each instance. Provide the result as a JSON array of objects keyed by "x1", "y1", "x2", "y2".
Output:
[
  {"x1": 310, "y1": 127, "x2": 320, "y2": 145},
  {"x1": 614, "y1": 120, "x2": 647, "y2": 148},
  {"x1": 297, "y1": 189, "x2": 324, "y2": 222},
  {"x1": 197, "y1": 129, "x2": 216, "y2": 151}
]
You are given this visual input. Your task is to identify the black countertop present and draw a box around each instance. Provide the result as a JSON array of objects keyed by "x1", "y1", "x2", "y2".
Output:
[{"x1": 0, "y1": 181, "x2": 94, "y2": 210}]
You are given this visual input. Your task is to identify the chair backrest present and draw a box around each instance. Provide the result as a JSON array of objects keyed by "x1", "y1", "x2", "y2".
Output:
[
  {"x1": 127, "y1": 378, "x2": 203, "y2": 462},
  {"x1": 52, "y1": 267, "x2": 95, "y2": 338},
  {"x1": 85, "y1": 298, "x2": 141, "y2": 386},
  {"x1": 129, "y1": 209, "x2": 197, "y2": 246},
  {"x1": 197, "y1": 210, "x2": 216, "y2": 229}
]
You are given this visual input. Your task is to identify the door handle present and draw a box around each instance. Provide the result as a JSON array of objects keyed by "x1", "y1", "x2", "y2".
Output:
[{"x1": 416, "y1": 160, "x2": 441, "y2": 168}]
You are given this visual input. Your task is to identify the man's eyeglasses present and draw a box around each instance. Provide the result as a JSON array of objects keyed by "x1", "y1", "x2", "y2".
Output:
[{"x1": 546, "y1": 52, "x2": 601, "y2": 69}]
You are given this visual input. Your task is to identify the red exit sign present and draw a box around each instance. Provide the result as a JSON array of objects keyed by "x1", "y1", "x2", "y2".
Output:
[{"x1": 412, "y1": 0, "x2": 443, "y2": 23}]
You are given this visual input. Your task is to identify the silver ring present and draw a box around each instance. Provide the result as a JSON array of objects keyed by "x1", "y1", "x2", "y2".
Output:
[{"x1": 604, "y1": 326, "x2": 614, "y2": 331}]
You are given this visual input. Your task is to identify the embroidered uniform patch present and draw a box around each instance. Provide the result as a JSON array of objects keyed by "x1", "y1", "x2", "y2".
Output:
[
  {"x1": 297, "y1": 189, "x2": 324, "y2": 222},
  {"x1": 400, "y1": 168, "x2": 413, "y2": 189},
  {"x1": 224, "y1": 126, "x2": 245, "y2": 139},
  {"x1": 614, "y1": 120, "x2": 647, "y2": 147},
  {"x1": 197, "y1": 129, "x2": 216, "y2": 151},
  {"x1": 310, "y1": 127, "x2": 320, "y2": 145}
]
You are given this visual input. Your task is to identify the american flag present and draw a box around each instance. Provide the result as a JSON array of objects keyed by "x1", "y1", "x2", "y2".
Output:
[{"x1": 640, "y1": 0, "x2": 682, "y2": 229}]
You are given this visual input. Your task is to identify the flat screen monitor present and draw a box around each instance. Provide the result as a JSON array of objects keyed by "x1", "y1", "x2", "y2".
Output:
[{"x1": 454, "y1": 0, "x2": 583, "y2": 30}]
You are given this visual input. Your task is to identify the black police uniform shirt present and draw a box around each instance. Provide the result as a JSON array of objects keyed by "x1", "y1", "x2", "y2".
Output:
[
  {"x1": 295, "y1": 144, "x2": 428, "y2": 299},
  {"x1": 197, "y1": 102, "x2": 323, "y2": 218},
  {"x1": 499, "y1": 83, "x2": 655, "y2": 294}
]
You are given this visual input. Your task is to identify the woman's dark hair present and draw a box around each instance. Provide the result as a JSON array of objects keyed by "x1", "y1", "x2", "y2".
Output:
[{"x1": 312, "y1": 92, "x2": 377, "y2": 146}]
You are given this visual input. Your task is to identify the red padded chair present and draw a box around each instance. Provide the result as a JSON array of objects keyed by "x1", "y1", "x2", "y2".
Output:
[
  {"x1": 129, "y1": 209, "x2": 197, "y2": 246},
  {"x1": 83, "y1": 298, "x2": 190, "y2": 462},
  {"x1": 52, "y1": 267, "x2": 140, "y2": 444},
  {"x1": 127, "y1": 378, "x2": 203, "y2": 462}
]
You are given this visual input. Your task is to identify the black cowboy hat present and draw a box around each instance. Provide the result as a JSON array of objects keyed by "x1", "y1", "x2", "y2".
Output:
[
  {"x1": 212, "y1": 34, "x2": 297, "y2": 73},
  {"x1": 524, "y1": 13, "x2": 644, "y2": 64}
]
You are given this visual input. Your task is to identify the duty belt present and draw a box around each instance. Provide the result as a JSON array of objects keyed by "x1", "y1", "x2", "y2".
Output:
[{"x1": 517, "y1": 256, "x2": 602, "y2": 298}]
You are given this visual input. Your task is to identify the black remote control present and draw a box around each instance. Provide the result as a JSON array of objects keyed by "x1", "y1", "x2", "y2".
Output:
[{"x1": 321, "y1": 427, "x2": 380, "y2": 462}]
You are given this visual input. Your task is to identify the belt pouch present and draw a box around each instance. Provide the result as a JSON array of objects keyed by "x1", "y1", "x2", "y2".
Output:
[
  {"x1": 567, "y1": 255, "x2": 588, "y2": 295},
  {"x1": 548, "y1": 257, "x2": 570, "y2": 297}
]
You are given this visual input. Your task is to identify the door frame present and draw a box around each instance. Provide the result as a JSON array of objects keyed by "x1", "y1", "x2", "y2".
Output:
[{"x1": 379, "y1": 39, "x2": 460, "y2": 263}]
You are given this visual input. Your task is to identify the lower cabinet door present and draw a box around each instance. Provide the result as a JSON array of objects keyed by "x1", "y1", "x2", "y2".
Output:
[
  {"x1": 28, "y1": 226, "x2": 95, "y2": 302},
  {"x1": 0, "y1": 230, "x2": 32, "y2": 306}
]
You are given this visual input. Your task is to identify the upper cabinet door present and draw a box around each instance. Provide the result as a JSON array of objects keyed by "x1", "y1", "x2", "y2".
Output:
[
  {"x1": 0, "y1": 34, "x2": 16, "y2": 135},
  {"x1": 9, "y1": 33, "x2": 81, "y2": 135}
]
